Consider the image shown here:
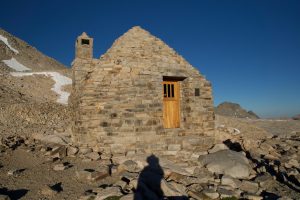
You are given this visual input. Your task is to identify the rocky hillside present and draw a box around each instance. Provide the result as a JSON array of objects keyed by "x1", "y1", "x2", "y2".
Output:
[
  {"x1": 0, "y1": 28, "x2": 72, "y2": 103},
  {"x1": 0, "y1": 28, "x2": 72, "y2": 137},
  {"x1": 215, "y1": 102, "x2": 260, "y2": 119}
]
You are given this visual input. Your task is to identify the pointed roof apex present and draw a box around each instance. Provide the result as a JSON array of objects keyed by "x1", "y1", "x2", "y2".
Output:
[
  {"x1": 127, "y1": 26, "x2": 149, "y2": 34},
  {"x1": 80, "y1": 32, "x2": 90, "y2": 38}
]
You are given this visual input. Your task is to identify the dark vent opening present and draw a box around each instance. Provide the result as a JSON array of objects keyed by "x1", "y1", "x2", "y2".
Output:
[{"x1": 81, "y1": 39, "x2": 90, "y2": 45}]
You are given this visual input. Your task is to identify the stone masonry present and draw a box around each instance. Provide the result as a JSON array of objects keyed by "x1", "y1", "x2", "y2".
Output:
[{"x1": 70, "y1": 26, "x2": 215, "y2": 155}]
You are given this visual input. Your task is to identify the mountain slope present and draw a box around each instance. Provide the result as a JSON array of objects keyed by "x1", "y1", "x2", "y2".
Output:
[{"x1": 0, "y1": 28, "x2": 72, "y2": 137}]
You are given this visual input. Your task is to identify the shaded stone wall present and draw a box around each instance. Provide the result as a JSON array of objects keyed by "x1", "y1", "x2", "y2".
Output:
[{"x1": 71, "y1": 27, "x2": 215, "y2": 155}]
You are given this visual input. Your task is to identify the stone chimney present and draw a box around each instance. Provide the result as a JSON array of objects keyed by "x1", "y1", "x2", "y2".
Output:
[{"x1": 75, "y1": 32, "x2": 93, "y2": 59}]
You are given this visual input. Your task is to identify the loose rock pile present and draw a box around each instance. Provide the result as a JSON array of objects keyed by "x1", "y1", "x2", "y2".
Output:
[{"x1": 0, "y1": 122, "x2": 299, "y2": 199}]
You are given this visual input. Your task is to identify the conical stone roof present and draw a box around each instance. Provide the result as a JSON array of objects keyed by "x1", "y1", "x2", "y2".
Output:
[{"x1": 96, "y1": 26, "x2": 202, "y2": 76}]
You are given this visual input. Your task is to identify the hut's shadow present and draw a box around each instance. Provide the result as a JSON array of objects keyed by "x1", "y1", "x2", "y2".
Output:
[{"x1": 134, "y1": 154, "x2": 188, "y2": 200}]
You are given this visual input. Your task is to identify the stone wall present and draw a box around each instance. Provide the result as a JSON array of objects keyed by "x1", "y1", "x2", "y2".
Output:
[{"x1": 70, "y1": 27, "x2": 215, "y2": 155}]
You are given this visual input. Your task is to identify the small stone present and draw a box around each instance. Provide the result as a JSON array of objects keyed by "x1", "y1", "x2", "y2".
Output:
[
  {"x1": 218, "y1": 188, "x2": 239, "y2": 198},
  {"x1": 285, "y1": 159, "x2": 299, "y2": 168},
  {"x1": 40, "y1": 134, "x2": 68, "y2": 145},
  {"x1": 160, "y1": 179, "x2": 182, "y2": 196},
  {"x1": 202, "y1": 189, "x2": 219, "y2": 199},
  {"x1": 85, "y1": 152, "x2": 100, "y2": 160},
  {"x1": 67, "y1": 146, "x2": 79, "y2": 156},
  {"x1": 243, "y1": 194, "x2": 263, "y2": 200},
  {"x1": 162, "y1": 150, "x2": 178, "y2": 156},
  {"x1": 221, "y1": 175, "x2": 241, "y2": 189},
  {"x1": 53, "y1": 163, "x2": 67, "y2": 171},
  {"x1": 94, "y1": 186, "x2": 122, "y2": 200},
  {"x1": 240, "y1": 180, "x2": 259, "y2": 194},
  {"x1": 79, "y1": 147, "x2": 93, "y2": 154},
  {"x1": 76, "y1": 168, "x2": 109, "y2": 182},
  {"x1": 254, "y1": 173, "x2": 273, "y2": 188},
  {"x1": 119, "y1": 194, "x2": 134, "y2": 200},
  {"x1": 187, "y1": 190, "x2": 204, "y2": 200},
  {"x1": 114, "y1": 180, "x2": 127, "y2": 190},
  {"x1": 208, "y1": 143, "x2": 228, "y2": 154},
  {"x1": 78, "y1": 194, "x2": 96, "y2": 200},
  {"x1": 50, "y1": 146, "x2": 66, "y2": 158}
]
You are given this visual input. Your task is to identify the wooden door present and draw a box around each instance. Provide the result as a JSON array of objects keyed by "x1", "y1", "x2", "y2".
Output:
[{"x1": 163, "y1": 81, "x2": 180, "y2": 128}]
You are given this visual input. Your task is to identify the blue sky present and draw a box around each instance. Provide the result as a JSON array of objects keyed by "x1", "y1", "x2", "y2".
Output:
[{"x1": 1, "y1": 0, "x2": 300, "y2": 118}]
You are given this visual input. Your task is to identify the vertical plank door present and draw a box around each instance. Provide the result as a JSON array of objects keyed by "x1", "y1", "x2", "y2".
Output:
[{"x1": 163, "y1": 81, "x2": 180, "y2": 128}]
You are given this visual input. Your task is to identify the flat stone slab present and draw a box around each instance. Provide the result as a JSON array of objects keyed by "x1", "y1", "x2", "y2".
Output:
[{"x1": 199, "y1": 149, "x2": 251, "y2": 179}]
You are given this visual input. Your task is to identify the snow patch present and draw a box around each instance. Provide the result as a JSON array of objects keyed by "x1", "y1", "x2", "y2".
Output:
[
  {"x1": 2, "y1": 57, "x2": 31, "y2": 71},
  {"x1": 0, "y1": 34, "x2": 19, "y2": 54},
  {"x1": 11, "y1": 72, "x2": 72, "y2": 104}
]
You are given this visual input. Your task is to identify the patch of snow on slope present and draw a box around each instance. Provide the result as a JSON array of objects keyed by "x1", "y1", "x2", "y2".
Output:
[
  {"x1": 2, "y1": 57, "x2": 31, "y2": 71},
  {"x1": 11, "y1": 72, "x2": 72, "y2": 104},
  {"x1": 0, "y1": 35, "x2": 19, "y2": 54}
]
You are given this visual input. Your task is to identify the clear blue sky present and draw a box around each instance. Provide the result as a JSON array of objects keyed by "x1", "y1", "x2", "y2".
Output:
[{"x1": 1, "y1": 0, "x2": 300, "y2": 118}]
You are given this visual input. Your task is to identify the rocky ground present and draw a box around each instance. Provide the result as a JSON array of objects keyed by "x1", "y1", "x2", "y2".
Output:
[{"x1": 0, "y1": 116, "x2": 299, "y2": 200}]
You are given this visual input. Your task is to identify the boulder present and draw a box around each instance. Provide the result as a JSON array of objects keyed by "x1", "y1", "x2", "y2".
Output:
[
  {"x1": 198, "y1": 149, "x2": 251, "y2": 179},
  {"x1": 221, "y1": 175, "x2": 241, "y2": 188},
  {"x1": 40, "y1": 134, "x2": 68, "y2": 145}
]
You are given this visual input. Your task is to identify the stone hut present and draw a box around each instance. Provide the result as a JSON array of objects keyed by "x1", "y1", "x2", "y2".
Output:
[{"x1": 71, "y1": 26, "x2": 215, "y2": 155}]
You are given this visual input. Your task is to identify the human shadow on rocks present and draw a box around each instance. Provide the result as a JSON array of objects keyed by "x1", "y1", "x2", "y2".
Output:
[
  {"x1": 134, "y1": 154, "x2": 188, "y2": 200},
  {"x1": 0, "y1": 187, "x2": 28, "y2": 200}
]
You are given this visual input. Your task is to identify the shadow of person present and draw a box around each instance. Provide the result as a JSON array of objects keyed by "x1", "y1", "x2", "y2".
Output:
[
  {"x1": 0, "y1": 187, "x2": 28, "y2": 200},
  {"x1": 134, "y1": 154, "x2": 164, "y2": 200}
]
